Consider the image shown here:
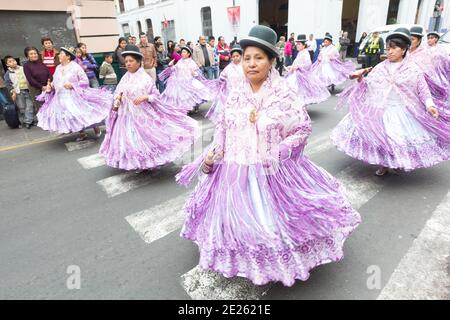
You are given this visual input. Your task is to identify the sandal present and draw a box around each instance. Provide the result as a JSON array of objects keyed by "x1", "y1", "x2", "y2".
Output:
[
  {"x1": 76, "y1": 133, "x2": 88, "y2": 142},
  {"x1": 375, "y1": 167, "x2": 389, "y2": 176}
]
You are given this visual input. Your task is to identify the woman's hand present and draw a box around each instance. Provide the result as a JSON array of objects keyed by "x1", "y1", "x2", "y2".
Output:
[
  {"x1": 133, "y1": 95, "x2": 148, "y2": 105},
  {"x1": 428, "y1": 106, "x2": 439, "y2": 119},
  {"x1": 168, "y1": 60, "x2": 175, "y2": 67},
  {"x1": 64, "y1": 83, "x2": 73, "y2": 90}
]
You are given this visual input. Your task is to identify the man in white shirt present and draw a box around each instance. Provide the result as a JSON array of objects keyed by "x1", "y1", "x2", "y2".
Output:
[{"x1": 307, "y1": 34, "x2": 317, "y2": 62}]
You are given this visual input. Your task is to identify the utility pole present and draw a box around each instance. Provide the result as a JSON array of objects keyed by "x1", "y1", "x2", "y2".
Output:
[{"x1": 233, "y1": 0, "x2": 237, "y2": 43}]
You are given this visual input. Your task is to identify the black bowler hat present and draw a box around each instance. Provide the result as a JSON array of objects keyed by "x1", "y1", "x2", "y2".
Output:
[
  {"x1": 296, "y1": 34, "x2": 307, "y2": 43},
  {"x1": 180, "y1": 46, "x2": 193, "y2": 56},
  {"x1": 121, "y1": 44, "x2": 144, "y2": 58},
  {"x1": 60, "y1": 47, "x2": 76, "y2": 59},
  {"x1": 240, "y1": 25, "x2": 279, "y2": 58},
  {"x1": 427, "y1": 31, "x2": 440, "y2": 39},
  {"x1": 386, "y1": 28, "x2": 412, "y2": 46},
  {"x1": 230, "y1": 44, "x2": 243, "y2": 55},
  {"x1": 410, "y1": 26, "x2": 424, "y2": 37},
  {"x1": 324, "y1": 33, "x2": 333, "y2": 42}
]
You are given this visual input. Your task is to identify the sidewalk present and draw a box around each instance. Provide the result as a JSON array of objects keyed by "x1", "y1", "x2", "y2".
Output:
[{"x1": 0, "y1": 120, "x2": 62, "y2": 151}]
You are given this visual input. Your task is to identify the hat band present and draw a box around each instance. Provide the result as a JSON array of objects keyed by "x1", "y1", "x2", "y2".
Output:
[{"x1": 241, "y1": 36, "x2": 278, "y2": 53}]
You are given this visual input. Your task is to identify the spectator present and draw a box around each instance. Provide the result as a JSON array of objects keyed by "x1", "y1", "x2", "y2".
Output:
[
  {"x1": 187, "y1": 41, "x2": 194, "y2": 51},
  {"x1": 339, "y1": 31, "x2": 351, "y2": 61},
  {"x1": 155, "y1": 42, "x2": 170, "y2": 93},
  {"x1": 354, "y1": 32, "x2": 367, "y2": 57},
  {"x1": 74, "y1": 47, "x2": 83, "y2": 67},
  {"x1": 40, "y1": 37, "x2": 59, "y2": 76},
  {"x1": 167, "y1": 41, "x2": 181, "y2": 64},
  {"x1": 128, "y1": 35, "x2": 137, "y2": 45},
  {"x1": 179, "y1": 39, "x2": 186, "y2": 47},
  {"x1": 4, "y1": 55, "x2": 35, "y2": 128},
  {"x1": 99, "y1": 53, "x2": 118, "y2": 93},
  {"x1": 307, "y1": 34, "x2": 317, "y2": 62},
  {"x1": 363, "y1": 31, "x2": 384, "y2": 68},
  {"x1": 77, "y1": 42, "x2": 100, "y2": 88},
  {"x1": 138, "y1": 32, "x2": 157, "y2": 82},
  {"x1": 23, "y1": 46, "x2": 52, "y2": 113},
  {"x1": 193, "y1": 35, "x2": 215, "y2": 80},
  {"x1": 154, "y1": 36, "x2": 163, "y2": 45},
  {"x1": 275, "y1": 36, "x2": 286, "y2": 75},
  {"x1": 209, "y1": 36, "x2": 219, "y2": 79},
  {"x1": 114, "y1": 37, "x2": 128, "y2": 78},
  {"x1": 217, "y1": 36, "x2": 231, "y2": 73},
  {"x1": 284, "y1": 37, "x2": 294, "y2": 66}
]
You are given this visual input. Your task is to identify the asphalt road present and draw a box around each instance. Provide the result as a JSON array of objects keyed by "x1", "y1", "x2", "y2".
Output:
[{"x1": 1, "y1": 89, "x2": 449, "y2": 300}]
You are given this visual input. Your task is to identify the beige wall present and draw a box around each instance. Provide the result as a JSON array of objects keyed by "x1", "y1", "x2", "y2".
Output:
[{"x1": 0, "y1": 0, "x2": 120, "y2": 53}]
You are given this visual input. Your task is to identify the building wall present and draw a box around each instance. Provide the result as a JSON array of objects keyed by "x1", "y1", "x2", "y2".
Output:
[
  {"x1": 0, "y1": 0, "x2": 120, "y2": 54},
  {"x1": 117, "y1": 0, "x2": 258, "y2": 43},
  {"x1": 116, "y1": 0, "x2": 450, "y2": 45}
]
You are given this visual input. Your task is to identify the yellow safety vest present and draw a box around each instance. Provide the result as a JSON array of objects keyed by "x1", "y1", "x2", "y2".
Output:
[{"x1": 365, "y1": 37, "x2": 381, "y2": 55}]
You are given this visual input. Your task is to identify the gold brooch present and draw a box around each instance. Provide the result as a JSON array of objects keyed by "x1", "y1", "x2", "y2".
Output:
[{"x1": 249, "y1": 107, "x2": 258, "y2": 124}]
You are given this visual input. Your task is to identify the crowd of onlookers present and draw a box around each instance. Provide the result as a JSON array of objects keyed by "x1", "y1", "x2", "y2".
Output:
[{"x1": 0, "y1": 29, "x2": 370, "y2": 129}]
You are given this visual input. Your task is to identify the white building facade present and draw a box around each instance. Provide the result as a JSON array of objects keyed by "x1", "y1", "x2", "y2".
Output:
[{"x1": 115, "y1": 0, "x2": 450, "y2": 44}]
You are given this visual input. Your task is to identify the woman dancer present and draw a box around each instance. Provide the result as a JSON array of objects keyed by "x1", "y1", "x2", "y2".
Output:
[
  {"x1": 407, "y1": 26, "x2": 449, "y2": 100},
  {"x1": 311, "y1": 33, "x2": 356, "y2": 92},
  {"x1": 331, "y1": 28, "x2": 450, "y2": 176},
  {"x1": 99, "y1": 45, "x2": 199, "y2": 171},
  {"x1": 177, "y1": 26, "x2": 361, "y2": 287},
  {"x1": 36, "y1": 47, "x2": 111, "y2": 141},
  {"x1": 285, "y1": 34, "x2": 331, "y2": 105},
  {"x1": 206, "y1": 44, "x2": 245, "y2": 124},
  {"x1": 159, "y1": 46, "x2": 215, "y2": 114}
]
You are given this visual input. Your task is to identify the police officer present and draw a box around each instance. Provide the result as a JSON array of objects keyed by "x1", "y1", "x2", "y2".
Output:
[{"x1": 364, "y1": 31, "x2": 385, "y2": 68}]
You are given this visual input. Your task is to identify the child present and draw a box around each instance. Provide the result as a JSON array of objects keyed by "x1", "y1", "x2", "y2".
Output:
[
  {"x1": 3, "y1": 56, "x2": 35, "y2": 129},
  {"x1": 99, "y1": 53, "x2": 118, "y2": 93}
]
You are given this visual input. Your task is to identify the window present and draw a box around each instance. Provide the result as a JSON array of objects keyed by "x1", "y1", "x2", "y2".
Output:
[
  {"x1": 122, "y1": 23, "x2": 130, "y2": 37},
  {"x1": 137, "y1": 21, "x2": 142, "y2": 34},
  {"x1": 118, "y1": 0, "x2": 125, "y2": 13},
  {"x1": 146, "y1": 19, "x2": 154, "y2": 42},
  {"x1": 201, "y1": 7, "x2": 213, "y2": 37},
  {"x1": 138, "y1": 0, "x2": 145, "y2": 8},
  {"x1": 161, "y1": 20, "x2": 176, "y2": 43}
]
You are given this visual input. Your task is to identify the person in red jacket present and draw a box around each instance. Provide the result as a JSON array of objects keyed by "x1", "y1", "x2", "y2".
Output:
[{"x1": 217, "y1": 36, "x2": 231, "y2": 73}]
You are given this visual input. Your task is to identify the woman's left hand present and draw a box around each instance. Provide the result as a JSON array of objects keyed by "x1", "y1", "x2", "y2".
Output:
[
  {"x1": 64, "y1": 83, "x2": 73, "y2": 90},
  {"x1": 133, "y1": 95, "x2": 149, "y2": 105},
  {"x1": 428, "y1": 106, "x2": 439, "y2": 119}
]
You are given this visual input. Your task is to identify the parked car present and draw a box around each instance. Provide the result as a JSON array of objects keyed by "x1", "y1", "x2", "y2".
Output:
[
  {"x1": 438, "y1": 30, "x2": 450, "y2": 56},
  {"x1": 357, "y1": 24, "x2": 423, "y2": 65}
]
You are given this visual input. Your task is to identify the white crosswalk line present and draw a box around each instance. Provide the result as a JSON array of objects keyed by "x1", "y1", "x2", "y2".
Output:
[
  {"x1": 65, "y1": 139, "x2": 97, "y2": 152},
  {"x1": 305, "y1": 131, "x2": 334, "y2": 157},
  {"x1": 77, "y1": 154, "x2": 106, "y2": 170},
  {"x1": 96, "y1": 166, "x2": 179, "y2": 198},
  {"x1": 180, "y1": 162, "x2": 385, "y2": 300},
  {"x1": 182, "y1": 266, "x2": 271, "y2": 300},
  {"x1": 377, "y1": 190, "x2": 450, "y2": 300},
  {"x1": 125, "y1": 193, "x2": 188, "y2": 244},
  {"x1": 335, "y1": 162, "x2": 384, "y2": 210}
]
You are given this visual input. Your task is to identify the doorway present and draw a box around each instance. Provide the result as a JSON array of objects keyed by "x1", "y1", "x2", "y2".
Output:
[
  {"x1": 341, "y1": 0, "x2": 361, "y2": 56},
  {"x1": 258, "y1": 0, "x2": 289, "y2": 39}
]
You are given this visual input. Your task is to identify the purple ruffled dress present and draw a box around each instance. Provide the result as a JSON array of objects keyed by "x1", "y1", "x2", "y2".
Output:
[
  {"x1": 406, "y1": 45, "x2": 450, "y2": 101},
  {"x1": 99, "y1": 68, "x2": 200, "y2": 171},
  {"x1": 310, "y1": 44, "x2": 356, "y2": 87},
  {"x1": 37, "y1": 61, "x2": 112, "y2": 133},
  {"x1": 206, "y1": 62, "x2": 245, "y2": 124},
  {"x1": 332, "y1": 59, "x2": 450, "y2": 171},
  {"x1": 176, "y1": 70, "x2": 361, "y2": 287},
  {"x1": 159, "y1": 58, "x2": 215, "y2": 114},
  {"x1": 285, "y1": 49, "x2": 331, "y2": 105}
]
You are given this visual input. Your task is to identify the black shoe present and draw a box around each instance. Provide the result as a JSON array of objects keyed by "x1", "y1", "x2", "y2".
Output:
[{"x1": 25, "y1": 124, "x2": 32, "y2": 129}]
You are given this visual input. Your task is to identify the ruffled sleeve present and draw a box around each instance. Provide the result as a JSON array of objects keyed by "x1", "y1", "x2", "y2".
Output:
[{"x1": 278, "y1": 99, "x2": 312, "y2": 160}]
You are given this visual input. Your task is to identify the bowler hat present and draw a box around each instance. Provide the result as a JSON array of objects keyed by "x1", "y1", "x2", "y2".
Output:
[
  {"x1": 240, "y1": 25, "x2": 279, "y2": 58},
  {"x1": 121, "y1": 44, "x2": 144, "y2": 58},
  {"x1": 386, "y1": 28, "x2": 412, "y2": 46}
]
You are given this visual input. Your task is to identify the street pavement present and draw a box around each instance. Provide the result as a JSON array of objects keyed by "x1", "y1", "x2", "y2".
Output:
[{"x1": 0, "y1": 87, "x2": 449, "y2": 300}]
